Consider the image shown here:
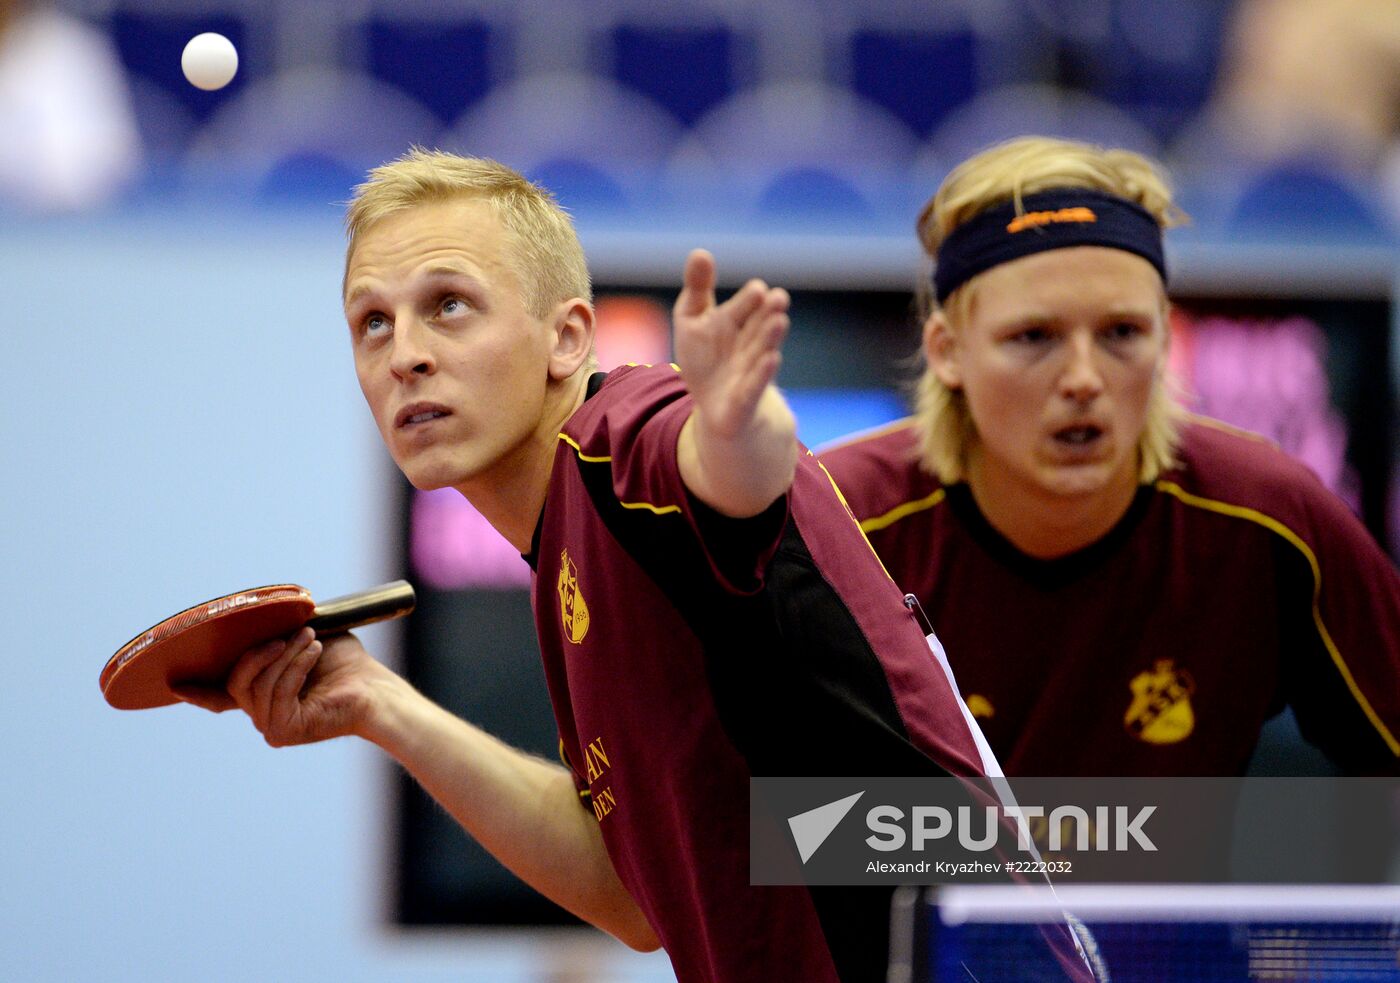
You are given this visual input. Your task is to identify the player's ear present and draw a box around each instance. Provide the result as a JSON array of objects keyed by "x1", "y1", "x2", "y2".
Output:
[
  {"x1": 924, "y1": 309, "x2": 962, "y2": 390},
  {"x1": 548, "y1": 298, "x2": 595, "y2": 381}
]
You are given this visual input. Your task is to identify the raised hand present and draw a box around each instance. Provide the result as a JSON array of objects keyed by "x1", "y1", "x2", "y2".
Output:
[
  {"x1": 672, "y1": 249, "x2": 799, "y2": 518},
  {"x1": 672, "y1": 248, "x2": 791, "y2": 440}
]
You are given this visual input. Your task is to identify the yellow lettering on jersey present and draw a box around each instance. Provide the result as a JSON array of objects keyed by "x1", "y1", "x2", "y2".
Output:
[
  {"x1": 584, "y1": 737, "x2": 611, "y2": 783},
  {"x1": 592, "y1": 786, "x2": 617, "y2": 822},
  {"x1": 1124, "y1": 659, "x2": 1196, "y2": 744},
  {"x1": 557, "y1": 548, "x2": 590, "y2": 644}
]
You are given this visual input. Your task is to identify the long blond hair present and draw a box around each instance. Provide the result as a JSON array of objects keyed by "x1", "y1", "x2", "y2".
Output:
[{"x1": 914, "y1": 136, "x2": 1188, "y2": 484}]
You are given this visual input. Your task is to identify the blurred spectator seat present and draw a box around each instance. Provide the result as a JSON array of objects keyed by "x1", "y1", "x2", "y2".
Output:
[
  {"x1": 755, "y1": 169, "x2": 872, "y2": 220},
  {"x1": 441, "y1": 73, "x2": 685, "y2": 212},
  {"x1": 925, "y1": 82, "x2": 1162, "y2": 171},
  {"x1": 184, "y1": 68, "x2": 441, "y2": 203},
  {"x1": 847, "y1": 0, "x2": 1049, "y2": 146},
  {"x1": 0, "y1": 6, "x2": 142, "y2": 210},
  {"x1": 667, "y1": 82, "x2": 919, "y2": 221},
  {"x1": 1222, "y1": 162, "x2": 1394, "y2": 242},
  {"x1": 357, "y1": 14, "x2": 496, "y2": 126},
  {"x1": 850, "y1": 28, "x2": 979, "y2": 140},
  {"x1": 611, "y1": 18, "x2": 741, "y2": 128},
  {"x1": 1021, "y1": 0, "x2": 1230, "y2": 145}
]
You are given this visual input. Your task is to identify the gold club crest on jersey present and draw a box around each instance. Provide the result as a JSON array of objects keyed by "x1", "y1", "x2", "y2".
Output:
[
  {"x1": 557, "y1": 548, "x2": 590, "y2": 644},
  {"x1": 1124, "y1": 659, "x2": 1195, "y2": 744},
  {"x1": 965, "y1": 694, "x2": 995, "y2": 719}
]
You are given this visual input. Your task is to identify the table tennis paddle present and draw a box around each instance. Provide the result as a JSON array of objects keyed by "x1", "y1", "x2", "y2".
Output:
[{"x1": 101, "y1": 580, "x2": 416, "y2": 710}]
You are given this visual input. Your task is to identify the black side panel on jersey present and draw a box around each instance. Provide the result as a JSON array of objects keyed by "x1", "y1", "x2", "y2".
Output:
[
  {"x1": 572, "y1": 454, "x2": 953, "y2": 777},
  {"x1": 572, "y1": 455, "x2": 961, "y2": 982},
  {"x1": 1276, "y1": 536, "x2": 1395, "y2": 773}
]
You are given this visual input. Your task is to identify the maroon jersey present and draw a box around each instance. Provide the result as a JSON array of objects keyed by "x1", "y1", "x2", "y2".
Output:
[
  {"x1": 526, "y1": 365, "x2": 990, "y2": 983},
  {"x1": 819, "y1": 416, "x2": 1400, "y2": 777}
]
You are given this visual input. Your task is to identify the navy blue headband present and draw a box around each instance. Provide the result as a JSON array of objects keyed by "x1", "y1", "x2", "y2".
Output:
[{"x1": 933, "y1": 188, "x2": 1167, "y2": 303}]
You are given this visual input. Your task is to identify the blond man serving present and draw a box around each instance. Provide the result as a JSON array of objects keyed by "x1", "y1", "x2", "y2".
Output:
[{"x1": 176, "y1": 150, "x2": 1081, "y2": 982}]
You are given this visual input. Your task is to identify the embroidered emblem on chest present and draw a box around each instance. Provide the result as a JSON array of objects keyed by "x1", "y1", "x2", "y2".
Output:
[
  {"x1": 1124, "y1": 659, "x2": 1195, "y2": 744},
  {"x1": 557, "y1": 548, "x2": 590, "y2": 644}
]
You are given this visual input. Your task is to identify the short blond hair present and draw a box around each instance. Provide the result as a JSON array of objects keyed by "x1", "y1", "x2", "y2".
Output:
[
  {"x1": 913, "y1": 136, "x2": 1189, "y2": 485},
  {"x1": 344, "y1": 148, "x2": 592, "y2": 319}
]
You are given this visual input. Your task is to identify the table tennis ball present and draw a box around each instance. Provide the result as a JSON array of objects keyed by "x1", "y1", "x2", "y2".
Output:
[{"x1": 181, "y1": 33, "x2": 238, "y2": 91}]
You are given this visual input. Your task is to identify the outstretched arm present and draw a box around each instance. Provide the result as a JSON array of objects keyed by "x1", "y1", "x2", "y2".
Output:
[
  {"x1": 175, "y1": 629, "x2": 660, "y2": 951},
  {"x1": 673, "y1": 249, "x2": 797, "y2": 518}
]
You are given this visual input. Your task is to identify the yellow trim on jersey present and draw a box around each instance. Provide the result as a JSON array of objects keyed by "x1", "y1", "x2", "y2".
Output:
[
  {"x1": 557, "y1": 432, "x2": 611, "y2": 463},
  {"x1": 1155, "y1": 479, "x2": 1399, "y2": 757},
  {"x1": 859, "y1": 488, "x2": 947, "y2": 535},
  {"x1": 618, "y1": 499, "x2": 683, "y2": 515},
  {"x1": 815, "y1": 457, "x2": 896, "y2": 584},
  {"x1": 1186, "y1": 412, "x2": 1276, "y2": 447},
  {"x1": 818, "y1": 415, "x2": 918, "y2": 454},
  {"x1": 557, "y1": 432, "x2": 683, "y2": 515},
  {"x1": 617, "y1": 362, "x2": 680, "y2": 372},
  {"x1": 815, "y1": 416, "x2": 946, "y2": 536}
]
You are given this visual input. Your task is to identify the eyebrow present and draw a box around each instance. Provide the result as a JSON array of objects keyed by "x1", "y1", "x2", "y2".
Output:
[
  {"x1": 1102, "y1": 304, "x2": 1159, "y2": 320},
  {"x1": 344, "y1": 266, "x2": 480, "y2": 311}
]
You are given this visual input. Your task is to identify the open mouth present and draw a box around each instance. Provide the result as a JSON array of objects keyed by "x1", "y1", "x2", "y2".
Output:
[
  {"x1": 396, "y1": 403, "x2": 452, "y2": 428},
  {"x1": 1054, "y1": 424, "x2": 1104, "y2": 447},
  {"x1": 405, "y1": 411, "x2": 447, "y2": 425}
]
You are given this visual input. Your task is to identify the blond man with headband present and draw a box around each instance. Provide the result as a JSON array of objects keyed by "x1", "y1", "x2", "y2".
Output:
[
  {"x1": 821, "y1": 136, "x2": 1400, "y2": 777},
  {"x1": 176, "y1": 149, "x2": 1095, "y2": 981}
]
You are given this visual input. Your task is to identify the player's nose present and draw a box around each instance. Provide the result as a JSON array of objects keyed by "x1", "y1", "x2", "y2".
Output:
[
  {"x1": 389, "y1": 316, "x2": 436, "y2": 378},
  {"x1": 1059, "y1": 332, "x2": 1105, "y2": 403}
]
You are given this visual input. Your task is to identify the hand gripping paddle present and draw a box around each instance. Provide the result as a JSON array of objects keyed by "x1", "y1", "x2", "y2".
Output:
[{"x1": 100, "y1": 581, "x2": 415, "y2": 710}]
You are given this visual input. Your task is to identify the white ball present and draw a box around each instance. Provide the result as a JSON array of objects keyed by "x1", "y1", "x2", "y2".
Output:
[{"x1": 181, "y1": 33, "x2": 238, "y2": 91}]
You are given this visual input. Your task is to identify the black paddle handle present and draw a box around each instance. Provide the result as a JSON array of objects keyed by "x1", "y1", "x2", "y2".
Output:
[{"x1": 307, "y1": 580, "x2": 416, "y2": 635}]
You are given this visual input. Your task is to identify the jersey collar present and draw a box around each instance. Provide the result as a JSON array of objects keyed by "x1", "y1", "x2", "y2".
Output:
[{"x1": 522, "y1": 371, "x2": 610, "y2": 570}]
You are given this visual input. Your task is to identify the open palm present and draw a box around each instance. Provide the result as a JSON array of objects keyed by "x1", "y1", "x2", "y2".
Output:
[{"x1": 672, "y1": 249, "x2": 791, "y2": 439}]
